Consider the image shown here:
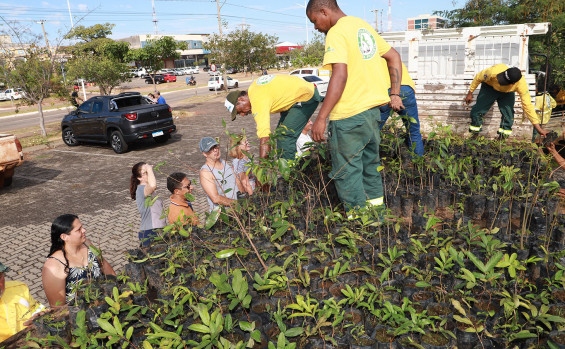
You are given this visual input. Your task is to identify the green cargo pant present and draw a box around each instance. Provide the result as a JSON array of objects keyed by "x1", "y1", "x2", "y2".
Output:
[
  {"x1": 469, "y1": 83, "x2": 515, "y2": 136},
  {"x1": 276, "y1": 88, "x2": 323, "y2": 160},
  {"x1": 328, "y1": 107, "x2": 384, "y2": 210}
]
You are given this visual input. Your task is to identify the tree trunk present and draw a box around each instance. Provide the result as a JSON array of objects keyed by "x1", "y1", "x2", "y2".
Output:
[{"x1": 37, "y1": 99, "x2": 46, "y2": 137}]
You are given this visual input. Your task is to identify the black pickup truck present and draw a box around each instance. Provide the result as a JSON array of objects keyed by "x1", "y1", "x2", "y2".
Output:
[{"x1": 61, "y1": 92, "x2": 176, "y2": 153}]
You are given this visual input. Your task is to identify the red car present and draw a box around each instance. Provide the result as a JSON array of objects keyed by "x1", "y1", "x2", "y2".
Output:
[{"x1": 163, "y1": 73, "x2": 177, "y2": 83}]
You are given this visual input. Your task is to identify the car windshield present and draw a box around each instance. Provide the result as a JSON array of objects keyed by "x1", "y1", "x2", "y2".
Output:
[{"x1": 302, "y1": 76, "x2": 322, "y2": 82}]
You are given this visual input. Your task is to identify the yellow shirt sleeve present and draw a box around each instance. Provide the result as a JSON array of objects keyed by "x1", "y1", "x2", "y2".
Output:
[
  {"x1": 469, "y1": 68, "x2": 489, "y2": 93},
  {"x1": 516, "y1": 79, "x2": 540, "y2": 124},
  {"x1": 323, "y1": 29, "x2": 349, "y2": 69},
  {"x1": 252, "y1": 101, "x2": 273, "y2": 138}
]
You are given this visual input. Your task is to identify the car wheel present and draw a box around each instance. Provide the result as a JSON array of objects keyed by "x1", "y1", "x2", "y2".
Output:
[
  {"x1": 220, "y1": 84, "x2": 224, "y2": 90},
  {"x1": 110, "y1": 130, "x2": 129, "y2": 154},
  {"x1": 145, "y1": 80, "x2": 149, "y2": 84},
  {"x1": 234, "y1": 82, "x2": 239, "y2": 88},
  {"x1": 154, "y1": 134, "x2": 170, "y2": 144},
  {"x1": 156, "y1": 80, "x2": 160, "y2": 84},
  {"x1": 62, "y1": 128, "x2": 79, "y2": 146}
]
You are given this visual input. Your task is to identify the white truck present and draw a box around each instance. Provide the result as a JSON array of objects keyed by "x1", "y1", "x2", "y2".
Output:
[
  {"x1": 0, "y1": 134, "x2": 24, "y2": 187},
  {"x1": 380, "y1": 22, "x2": 555, "y2": 140}
]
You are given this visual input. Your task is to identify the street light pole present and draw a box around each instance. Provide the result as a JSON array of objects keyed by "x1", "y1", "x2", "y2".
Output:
[
  {"x1": 66, "y1": 0, "x2": 74, "y2": 27},
  {"x1": 297, "y1": 0, "x2": 308, "y2": 45}
]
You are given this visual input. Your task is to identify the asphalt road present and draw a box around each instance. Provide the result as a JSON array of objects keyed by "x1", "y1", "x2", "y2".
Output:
[{"x1": 0, "y1": 74, "x2": 253, "y2": 133}]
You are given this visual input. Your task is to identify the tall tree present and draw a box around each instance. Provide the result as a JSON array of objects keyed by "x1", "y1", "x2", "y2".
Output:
[
  {"x1": 435, "y1": 0, "x2": 565, "y2": 87},
  {"x1": 65, "y1": 23, "x2": 131, "y2": 95},
  {"x1": 0, "y1": 22, "x2": 65, "y2": 136},
  {"x1": 204, "y1": 29, "x2": 278, "y2": 76},
  {"x1": 127, "y1": 36, "x2": 186, "y2": 88},
  {"x1": 288, "y1": 33, "x2": 325, "y2": 68}
]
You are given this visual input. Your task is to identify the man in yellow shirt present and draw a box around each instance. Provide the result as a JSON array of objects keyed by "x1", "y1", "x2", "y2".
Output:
[
  {"x1": 225, "y1": 74, "x2": 323, "y2": 160},
  {"x1": 532, "y1": 92, "x2": 557, "y2": 142},
  {"x1": 306, "y1": 0, "x2": 403, "y2": 212},
  {"x1": 464, "y1": 64, "x2": 548, "y2": 139},
  {"x1": 0, "y1": 261, "x2": 44, "y2": 342}
]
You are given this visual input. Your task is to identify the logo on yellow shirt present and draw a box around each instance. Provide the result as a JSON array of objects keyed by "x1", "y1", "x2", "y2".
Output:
[
  {"x1": 326, "y1": 46, "x2": 335, "y2": 53},
  {"x1": 256, "y1": 74, "x2": 275, "y2": 85},
  {"x1": 357, "y1": 29, "x2": 377, "y2": 60}
]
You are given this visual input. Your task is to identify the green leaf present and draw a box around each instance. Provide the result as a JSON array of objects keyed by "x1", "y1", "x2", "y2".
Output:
[
  {"x1": 188, "y1": 324, "x2": 211, "y2": 333},
  {"x1": 142, "y1": 341, "x2": 153, "y2": 349},
  {"x1": 240, "y1": 321, "x2": 253, "y2": 332},
  {"x1": 113, "y1": 315, "x2": 124, "y2": 336},
  {"x1": 284, "y1": 327, "x2": 303, "y2": 337},
  {"x1": 126, "y1": 326, "x2": 134, "y2": 340},
  {"x1": 510, "y1": 330, "x2": 537, "y2": 340},
  {"x1": 415, "y1": 281, "x2": 431, "y2": 288},
  {"x1": 236, "y1": 247, "x2": 250, "y2": 256},
  {"x1": 205, "y1": 206, "x2": 221, "y2": 229},
  {"x1": 97, "y1": 318, "x2": 117, "y2": 335},
  {"x1": 216, "y1": 248, "x2": 236, "y2": 259},
  {"x1": 251, "y1": 329, "x2": 261, "y2": 342}
]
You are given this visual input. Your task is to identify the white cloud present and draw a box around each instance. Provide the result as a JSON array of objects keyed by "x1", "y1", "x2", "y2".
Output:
[
  {"x1": 77, "y1": 4, "x2": 88, "y2": 11},
  {"x1": 41, "y1": 1, "x2": 50, "y2": 7}
]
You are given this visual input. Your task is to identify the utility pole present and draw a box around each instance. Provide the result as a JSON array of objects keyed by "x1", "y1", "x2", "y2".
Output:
[
  {"x1": 66, "y1": 0, "x2": 74, "y2": 27},
  {"x1": 152, "y1": 0, "x2": 159, "y2": 35},
  {"x1": 370, "y1": 9, "x2": 382, "y2": 33},
  {"x1": 296, "y1": 0, "x2": 308, "y2": 45},
  {"x1": 216, "y1": 0, "x2": 228, "y2": 92},
  {"x1": 238, "y1": 18, "x2": 250, "y2": 32},
  {"x1": 388, "y1": 0, "x2": 392, "y2": 32},
  {"x1": 37, "y1": 20, "x2": 51, "y2": 55}
]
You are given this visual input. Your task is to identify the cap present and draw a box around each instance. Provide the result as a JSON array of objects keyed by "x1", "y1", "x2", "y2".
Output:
[
  {"x1": 0, "y1": 260, "x2": 10, "y2": 273},
  {"x1": 497, "y1": 67, "x2": 522, "y2": 85},
  {"x1": 199, "y1": 137, "x2": 219, "y2": 153},
  {"x1": 225, "y1": 91, "x2": 241, "y2": 121}
]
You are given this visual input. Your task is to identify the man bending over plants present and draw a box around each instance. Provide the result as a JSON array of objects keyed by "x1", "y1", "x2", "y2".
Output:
[{"x1": 225, "y1": 74, "x2": 323, "y2": 160}]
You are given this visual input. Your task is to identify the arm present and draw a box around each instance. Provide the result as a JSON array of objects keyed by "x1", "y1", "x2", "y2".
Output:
[
  {"x1": 238, "y1": 172, "x2": 253, "y2": 195},
  {"x1": 200, "y1": 169, "x2": 235, "y2": 206},
  {"x1": 143, "y1": 164, "x2": 157, "y2": 197},
  {"x1": 517, "y1": 83, "x2": 548, "y2": 136},
  {"x1": 381, "y1": 48, "x2": 404, "y2": 111},
  {"x1": 100, "y1": 258, "x2": 116, "y2": 276},
  {"x1": 312, "y1": 63, "x2": 348, "y2": 142},
  {"x1": 547, "y1": 143, "x2": 565, "y2": 170},
  {"x1": 465, "y1": 69, "x2": 487, "y2": 104},
  {"x1": 41, "y1": 258, "x2": 67, "y2": 308},
  {"x1": 259, "y1": 137, "x2": 270, "y2": 159}
]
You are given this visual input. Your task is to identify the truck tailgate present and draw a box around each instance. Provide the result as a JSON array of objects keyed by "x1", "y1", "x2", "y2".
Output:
[{"x1": 0, "y1": 134, "x2": 24, "y2": 170}]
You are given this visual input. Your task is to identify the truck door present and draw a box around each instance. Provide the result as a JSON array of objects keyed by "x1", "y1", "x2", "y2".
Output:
[{"x1": 73, "y1": 101, "x2": 93, "y2": 139}]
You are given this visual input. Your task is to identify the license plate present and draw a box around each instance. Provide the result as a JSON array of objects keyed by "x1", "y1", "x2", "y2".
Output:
[{"x1": 152, "y1": 131, "x2": 164, "y2": 137}]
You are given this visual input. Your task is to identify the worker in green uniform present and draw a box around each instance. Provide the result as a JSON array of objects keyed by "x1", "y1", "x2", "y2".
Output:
[
  {"x1": 225, "y1": 74, "x2": 322, "y2": 160},
  {"x1": 306, "y1": 0, "x2": 403, "y2": 213},
  {"x1": 464, "y1": 64, "x2": 548, "y2": 139}
]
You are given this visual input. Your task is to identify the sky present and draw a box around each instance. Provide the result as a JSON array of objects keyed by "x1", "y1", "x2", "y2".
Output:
[{"x1": 0, "y1": 0, "x2": 461, "y2": 45}]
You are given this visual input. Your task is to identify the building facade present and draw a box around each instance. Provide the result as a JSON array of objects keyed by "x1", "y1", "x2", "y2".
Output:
[{"x1": 407, "y1": 15, "x2": 446, "y2": 31}]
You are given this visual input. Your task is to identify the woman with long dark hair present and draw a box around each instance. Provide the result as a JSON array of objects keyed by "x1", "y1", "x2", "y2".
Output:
[
  {"x1": 130, "y1": 162, "x2": 167, "y2": 246},
  {"x1": 41, "y1": 214, "x2": 115, "y2": 307}
]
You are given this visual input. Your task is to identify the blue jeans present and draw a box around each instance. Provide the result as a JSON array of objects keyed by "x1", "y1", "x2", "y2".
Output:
[
  {"x1": 378, "y1": 86, "x2": 424, "y2": 156},
  {"x1": 139, "y1": 229, "x2": 159, "y2": 247}
]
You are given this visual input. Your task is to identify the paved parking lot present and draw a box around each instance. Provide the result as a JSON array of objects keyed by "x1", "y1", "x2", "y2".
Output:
[{"x1": 0, "y1": 93, "x2": 263, "y2": 305}]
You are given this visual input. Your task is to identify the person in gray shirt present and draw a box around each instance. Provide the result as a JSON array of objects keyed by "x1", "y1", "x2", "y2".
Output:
[
  {"x1": 199, "y1": 137, "x2": 243, "y2": 212},
  {"x1": 130, "y1": 162, "x2": 167, "y2": 246}
]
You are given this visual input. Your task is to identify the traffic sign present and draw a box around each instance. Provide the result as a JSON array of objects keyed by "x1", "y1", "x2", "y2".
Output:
[{"x1": 210, "y1": 64, "x2": 217, "y2": 72}]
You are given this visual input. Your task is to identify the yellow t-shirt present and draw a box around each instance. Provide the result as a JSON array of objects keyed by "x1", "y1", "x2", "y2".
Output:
[
  {"x1": 469, "y1": 64, "x2": 540, "y2": 124},
  {"x1": 322, "y1": 16, "x2": 392, "y2": 120},
  {"x1": 380, "y1": 60, "x2": 415, "y2": 91},
  {"x1": 248, "y1": 74, "x2": 315, "y2": 138},
  {"x1": 0, "y1": 281, "x2": 42, "y2": 342},
  {"x1": 535, "y1": 93, "x2": 557, "y2": 124}
]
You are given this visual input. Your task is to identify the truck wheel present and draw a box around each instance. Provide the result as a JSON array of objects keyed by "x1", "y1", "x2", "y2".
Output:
[
  {"x1": 3, "y1": 176, "x2": 12, "y2": 186},
  {"x1": 234, "y1": 82, "x2": 239, "y2": 88},
  {"x1": 110, "y1": 130, "x2": 129, "y2": 154},
  {"x1": 62, "y1": 128, "x2": 79, "y2": 146},
  {"x1": 220, "y1": 84, "x2": 224, "y2": 90},
  {"x1": 154, "y1": 134, "x2": 170, "y2": 144}
]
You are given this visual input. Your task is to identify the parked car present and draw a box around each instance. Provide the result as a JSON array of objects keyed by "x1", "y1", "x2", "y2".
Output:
[
  {"x1": 160, "y1": 69, "x2": 174, "y2": 74},
  {"x1": 144, "y1": 75, "x2": 167, "y2": 84},
  {"x1": 301, "y1": 75, "x2": 328, "y2": 98},
  {"x1": 208, "y1": 76, "x2": 239, "y2": 90},
  {"x1": 61, "y1": 92, "x2": 176, "y2": 154},
  {"x1": 163, "y1": 73, "x2": 177, "y2": 82},
  {"x1": 185, "y1": 67, "x2": 199, "y2": 74},
  {"x1": 0, "y1": 134, "x2": 24, "y2": 187},
  {"x1": 226, "y1": 67, "x2": 238, "y2": 74},
  {"x1": 172, "y1": 68, "x2": 185, "y2": 76},
  {"x1": 202, "y1": 65, "x2": 210, "y2": 72},
  {"x1": 132, "y1": 68, "x2": 147, "y2": 77},
  {"x1": 290, "y1": 68, "x2": 331, "y2": 82},
  {"x1": 0, "y1": 88, "x2": 24, "y2": 101}
]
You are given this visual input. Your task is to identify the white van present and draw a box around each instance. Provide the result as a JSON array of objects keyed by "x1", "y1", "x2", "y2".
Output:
[{"x1": 289, "y1": 68, "x2": 331, "y2": 82}]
